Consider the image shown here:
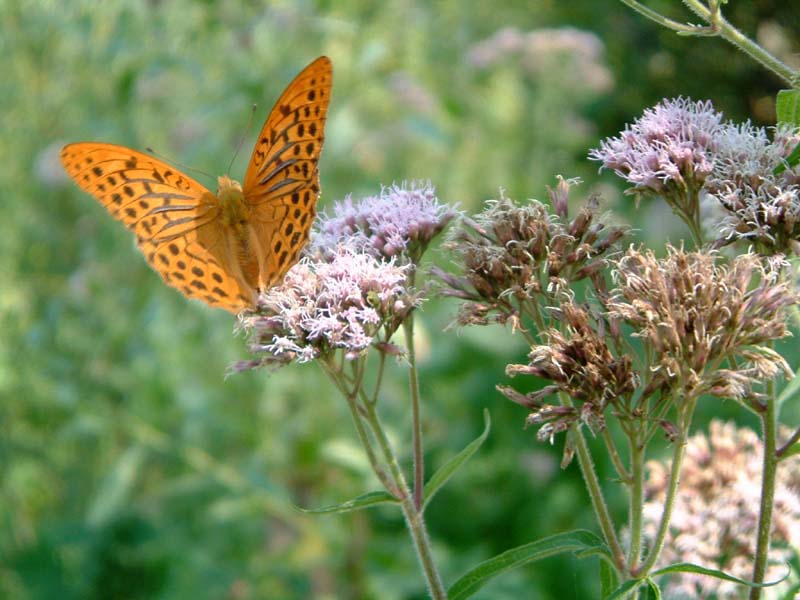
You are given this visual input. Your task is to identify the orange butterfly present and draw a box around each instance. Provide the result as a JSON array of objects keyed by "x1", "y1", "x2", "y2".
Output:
[{"x1": 61, "y1": 56, "x2": 332, "y2": 313}]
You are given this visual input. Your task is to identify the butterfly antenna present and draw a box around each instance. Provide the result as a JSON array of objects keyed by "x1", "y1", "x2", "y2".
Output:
[
  {"x1": 228, "y1": 104, "x2": 258, "y2": 175},
  {"x1": 145, "y1": 147, "x2": 215, "y2": 184}
]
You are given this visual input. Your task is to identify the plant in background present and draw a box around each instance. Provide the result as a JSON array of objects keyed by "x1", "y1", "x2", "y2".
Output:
[{"x1": 643, "y1": 420, "x2": 800, "y2": 599}]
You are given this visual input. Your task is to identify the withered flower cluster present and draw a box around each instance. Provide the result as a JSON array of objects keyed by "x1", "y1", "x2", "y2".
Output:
[
  {"x1": 434, "y1": 178, "x2": 627, "y2": 328},
  {"x1": 500, "y1": 301, "x2": 637, "y2": 445},
  {"x1": 607, "y1": 247, "x2": 795, "y2": 406},
  {"x1": 497, "y1": 246, "x2": 796, "y2": 448}
]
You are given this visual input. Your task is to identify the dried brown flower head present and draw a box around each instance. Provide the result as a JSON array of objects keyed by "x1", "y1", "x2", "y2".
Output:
[
  {"x1": 435, "y1": 179, "x2": 627, "y2": 328},
  {"x1": 607, "y1": 247, "x2": 795, "y2": 405},
  {"x1": 500, "y1": 300, "x2": 637, "y2": 448}
]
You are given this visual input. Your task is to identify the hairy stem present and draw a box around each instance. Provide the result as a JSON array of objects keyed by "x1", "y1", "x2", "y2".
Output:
[
  {"x1": 561, "y1": 395, "x2": 626, "y2": 570},
  {"x1": 627, "y1": 427, "x2": 645, "y2": 572},
  {"x1": 683, "y1": 0, "x2": 798, "y2": 85},
  {"x1": 750, "y1": 392, "x2": 778, "y2": 600},
  {"x1": 364, "y1": 402, "x2": 447, "y2": 599},
  {"x1": 634, "y1": 396, "x2": 696, "y2": 576},
  {"x1": 621, "y1": 0, "x2": 798, "y2": 85},
  {"x1": 327, "y1": 364, "x2": 398, "y2": 496},
  {"x1": 602, "y1": 427, "x2": 631, "y2": 482},
  {"x1": 404, "y1": 315, "x2": 425, "y2": 511}
]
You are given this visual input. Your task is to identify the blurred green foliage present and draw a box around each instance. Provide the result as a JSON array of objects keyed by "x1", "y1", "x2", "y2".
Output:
[{"x1": 1, "y1": 0, "x2": 798, "y2": 598}]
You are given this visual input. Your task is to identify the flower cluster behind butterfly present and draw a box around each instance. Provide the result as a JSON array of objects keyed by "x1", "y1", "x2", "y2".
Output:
[{"x1": 61, "y1": 56, "x2": 332, "y2": 314}]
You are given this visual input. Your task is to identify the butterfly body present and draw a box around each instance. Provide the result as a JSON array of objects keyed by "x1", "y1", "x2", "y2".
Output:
[{"x1": 61, "y1": 56, "x2": 332, "y2": 313}]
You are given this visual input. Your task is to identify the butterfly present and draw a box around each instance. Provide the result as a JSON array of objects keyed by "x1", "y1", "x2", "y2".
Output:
[{"x1": 61, "y1": 56, "x2": 332, "y2": 313}]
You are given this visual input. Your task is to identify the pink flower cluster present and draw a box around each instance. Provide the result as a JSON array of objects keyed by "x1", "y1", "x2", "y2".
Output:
[
  {"x1": 235, "y1": 247, "x2": 419, "y2": 367},
  {"x1": 589, "y1": 97, "x2": 723, "y2": 193},
  {"x1": 311, "y1": 182, "x2": 457, "y2": 262}
]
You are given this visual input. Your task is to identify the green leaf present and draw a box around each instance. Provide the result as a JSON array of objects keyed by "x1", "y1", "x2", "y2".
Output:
[
  {"x1": 781, "y1": 442, "x2": 800, "y2": 459},
  {"x1": 603, "y1": 579, "x2": 642, "y2": 600},
  {"x1": 776, "y1": 89, "x2": 800, "y2": 126},
  {"x1": 295, "y1": 490, "x2": 398, "y2": 514},
  {"x1": 777, "y1": 367, "x2": 800, "y2": 405},
  {"x1": 774, "y1": 141, "x2": 800, "y2": 176},
  {"x1": 604, "y1": 562, "x2": 789, "y2": 599},
  {"x1": 600, "y1": 558, "x2": 619, "y2": 597},
  {"x1": 447, "y1": 530, "x2": 607, "y2": 600},
  {"x1": 653, "y1": 562, "x2": 789, "y2": 589},
  {"x1": 423, "y1": 408, "x2": 491, "y2": 509},
  {"x1": 643, "y1": 578, "x2": 662, "y2": 600},
  {"x1": 780, "y1": 580, "x2": 800, "y2": 599}
]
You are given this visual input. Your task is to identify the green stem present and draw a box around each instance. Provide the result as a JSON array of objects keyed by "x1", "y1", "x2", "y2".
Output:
[
  {"x1": 622, "y1": 0, "x2": 798, "y2": 86},
  {"x1": 634, "y1": 396, "x2": 696, "y2": 576},
  {"x1": 328, "y1": 366, "x2": 398, "y2": 496},
  {"x1": 404, "y1": 315, "x2": 425, "y2": 511},
  {"x1": 364, "y1": 402, "x2": 447, "y2": 599},
  {"x1": 602, "y1": 427, "x2": 631, "y2": 482},
  {"x1": 750, "y1": 394, "x2": 778, "y2": 600},
  {"x1": 619, "y1": 0, "x2": 702, "y2": 34},
  {"x1": 683, "y1": 0, "x2": 797, "y2": 85},
  {"x1": 627, "y1": 428, "x2": 645, "y2": 571},
  {"x1": 686, "y1": 186, "x2": 704, "y2": 249},
  {"x1": 562, "y1": 396, "x2": 626, "y2": 570}
]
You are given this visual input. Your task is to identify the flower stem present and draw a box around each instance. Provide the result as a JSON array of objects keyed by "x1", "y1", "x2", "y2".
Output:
[
  {"x1": 627, "y1": 428, "x2": 645, "y2": 571},
  {"x1": 634, "y1": 396, "x2": 695, "y2": 576},
  {"x1": 602, "y1": 427, "x2": 631, "y2": 482},
  {"x1": 364, "y1": 402, "x2": 448, "y2": 599},
  {"x1": 750, "y1": 393, "x2": 778, "y2": 600},
  {"x1": 562, "y1": 396, "x2": 626, "y2": 569},
  {"x1": 404, "y1": 315, "x2": 425, "y2": 511},
  {"x1": 330, "y1": 369, "x2": 398, "y2": 496}
]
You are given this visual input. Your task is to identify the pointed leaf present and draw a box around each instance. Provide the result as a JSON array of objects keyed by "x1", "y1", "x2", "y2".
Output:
[
  {"x1": 652, "y1": 561, "x2": 789, "y2": 589},
  {"x1": 423, "y1": 408, "x2": 490, "y2": 509},
  {"x1": 781, "y1": 442, "x2": 800, "y2": 459},
  {"x1": 643, "y1": 578, "x2": 662, "y2": 600},
  {"x1": 780, "y1": 580, "x2": 800, "y2": 599},
  {"x1": 777, "y1": 367, "x2": 800, "y2": 405},
  {"x1": 296, "y1": 490, "x2": 397, "y2": 514},
  {"x1": 774, "y1": 141, "x2": 800, "y2": 176},
  {"x1": 600, "y1": 558, "x2": 619, "y2": 598},
  {"x1": 776, "y1": 89, "x2": 800, "y2": 126},
  {"x1": 448, "y1": 529, "x2": 607, "y2": 600},
  {"x1": 604, "y1": 579, "x2": 643, "y2": 600}
]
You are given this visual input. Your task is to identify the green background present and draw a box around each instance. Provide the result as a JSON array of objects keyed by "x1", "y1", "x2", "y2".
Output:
[{"x1": 2, "y1": 1, "x2": 798, "y2": 598}]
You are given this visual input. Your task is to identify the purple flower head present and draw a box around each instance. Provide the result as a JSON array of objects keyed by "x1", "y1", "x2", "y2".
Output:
[
  {"x1": 589, "y1": 97, "x2": 724, "y2": 194},
  {"x1": 704, "y1": 122, "x2": 800, "y2": 253},
  {"x1": 311, "y1": 182, "x2": 457, "y2": 263},
  {"x1": 234, "y1": 246, "x2": 421, "y2": 369}
]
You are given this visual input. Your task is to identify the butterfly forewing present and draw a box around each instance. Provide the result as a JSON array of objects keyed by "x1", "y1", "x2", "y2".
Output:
[
  {"x1": 61, "y1": 56, "x2": 331, "y2": 313},
  {"x1": 243, "y1": 56, "x2": 332, "y2": 287},
  {"x1": 60, "y1": 143, "x2": 255, "y2": 312}
]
